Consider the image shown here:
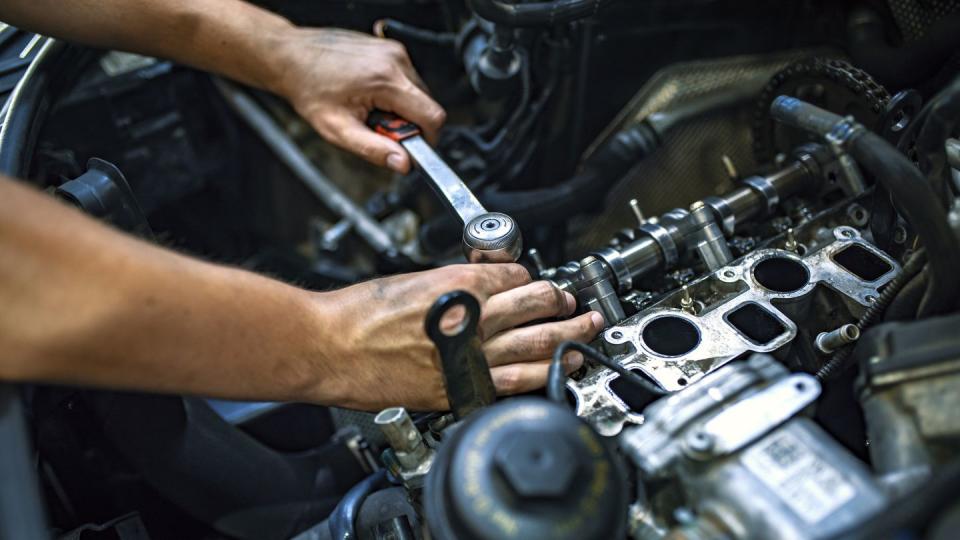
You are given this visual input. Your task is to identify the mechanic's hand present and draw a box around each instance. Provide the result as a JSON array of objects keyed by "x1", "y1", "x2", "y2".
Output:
[
  {"x1": 319, "y1": 264, "x2": 604, "y2": 411},
  {"x1": 270, "y1": 27, "x2": 445, "y2": 174}
]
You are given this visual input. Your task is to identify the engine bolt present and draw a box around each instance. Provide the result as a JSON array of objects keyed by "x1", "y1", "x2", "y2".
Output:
[
  {"x1": 629, "y1": 199, "x2": 646, "y2": 226},
  {"x1": 784, "y1": 228, "x2": 799, "y2": 253},
  {"x1": 680, "y1": 285, "x2": 697, "y2": 315}
]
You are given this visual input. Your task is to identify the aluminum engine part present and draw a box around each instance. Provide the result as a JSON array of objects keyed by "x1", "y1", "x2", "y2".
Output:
[
  {"x1": 621, "y1": 354, "x2": 886, "y2": 540},
  {"x1": 570, "y1": 50, "x2": 830, "y2": 254},
  {"x1": 857, "y1": 312, "x2": 960, "y2": 496},
  {"x1": 570, "y1": 226, "x2": 900, "y2": 436}
]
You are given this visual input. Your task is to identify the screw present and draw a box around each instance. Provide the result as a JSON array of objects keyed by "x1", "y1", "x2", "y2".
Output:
[
  {"x1": 528, "y1": 248, "x2": 545, "y2": 274},
  {"x1": 721, "y1": 155, "x2": 739, "y2": 182},
  {"x1": 611, "y1": 331, "x2": 624, "y2": 340},
  {"x1": 685, "y1": 430, "x2": 714, "y2": 455},
  {"x1": 784, "y1": 228, "x2": 799, "y2": 253},
  {"x1": 722, "y1": 269, "x2": 736, "y2": 279},
  {"x1": 629, "y1": 199, "x2": 646, "y2": 226},
  {"x1": 680, "y1": 285, "x2": 696, "y2": 315}
]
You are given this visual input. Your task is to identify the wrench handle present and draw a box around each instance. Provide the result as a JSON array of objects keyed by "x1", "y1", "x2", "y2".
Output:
[
  {"x1": 367, "y1": 110, "x2": 421, "y2": 142},
  {"x1": 425, "y1": 291, "x2": 496, "y2": 419}
]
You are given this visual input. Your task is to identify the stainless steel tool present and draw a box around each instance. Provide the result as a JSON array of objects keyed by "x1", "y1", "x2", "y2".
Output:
[{"x1": 368, "y1": 110, "x2": 522, "y2": 263}]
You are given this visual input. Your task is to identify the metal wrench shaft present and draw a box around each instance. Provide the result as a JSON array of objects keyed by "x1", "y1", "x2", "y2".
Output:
[{"x1": 368, "y1": 110, "x2": 522, "y2": 263}]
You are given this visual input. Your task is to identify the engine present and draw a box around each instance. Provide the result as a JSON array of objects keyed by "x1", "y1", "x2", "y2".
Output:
[{"x1": 2, "y1": 1, "x2": 960, "y2": 539}]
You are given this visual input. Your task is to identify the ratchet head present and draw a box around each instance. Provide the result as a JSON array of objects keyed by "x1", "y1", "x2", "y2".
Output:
[{"x1": 463, "y1": 212, "x2": 523, "y2": 264}]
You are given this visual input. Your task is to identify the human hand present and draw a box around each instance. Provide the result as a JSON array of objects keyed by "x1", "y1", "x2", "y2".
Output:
[
  {"x1": 268, "y1": 27, "x2": 445, "y2": 174},
  {"x1": 313, "y1": 264, "x2": 604, "y2": 411}
]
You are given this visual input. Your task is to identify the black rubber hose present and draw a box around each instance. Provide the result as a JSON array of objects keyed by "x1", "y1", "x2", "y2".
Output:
[
  {"x1": 849, "y1": 133, "x2": 960, "y2": 315},
  {"x1": 847, "y1": 6, "x2": 960, "y2": 90},
  {"x1": 547, "y1": 341, "x2": 665, "y2": 406},
  {"x1": 772, "y1": 97, "x2": 960, "y2": 315},
  {"x1": 816, "y1": 250, "x2": 927, "y2": 381},
  {"x1": 328, "y1": 470, "x2": 389, "y2": 540},
  {"x1": 374, "y1": 19, "x2": 456, "y2": 47},
  {"x1": 467, "y1": 0, "x2": 618, "y2": 27},
  {"x1": 883, "y1": 267, "x2": 928, "y2": 322},
  {"x1": 483, "y1": 122, "x2": 660, "y2": 221},
  {"x1": 915, "y1": 75, "x2": 960, "y2": 205}
]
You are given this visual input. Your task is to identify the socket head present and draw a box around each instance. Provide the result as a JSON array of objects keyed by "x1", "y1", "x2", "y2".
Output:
[{"x1": 463, "y1": 212, "x2": 523, "y2": 263}]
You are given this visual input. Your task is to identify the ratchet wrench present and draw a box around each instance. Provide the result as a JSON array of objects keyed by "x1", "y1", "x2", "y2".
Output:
[{"x1": 368, "y1": 110, "x2": 523, "y2": 263}]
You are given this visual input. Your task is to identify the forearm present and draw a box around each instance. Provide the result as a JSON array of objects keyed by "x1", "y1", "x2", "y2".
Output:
[
  {"x1": 0, "y1": 0, "x2": 292, "y2": 92},
  {"x1": 0, "y1": 177, "x2": 341, "y2": 403}
]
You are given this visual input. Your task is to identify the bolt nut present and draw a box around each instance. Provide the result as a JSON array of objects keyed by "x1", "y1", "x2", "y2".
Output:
[
  {"x1": 494, "y1": 432, "x2": 578, "y2": 498},
  {"x1": 684, "y1": 430, "x2": 715, "y2": 457}
]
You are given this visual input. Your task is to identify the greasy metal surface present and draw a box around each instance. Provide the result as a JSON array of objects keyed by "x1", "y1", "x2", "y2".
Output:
[
  {"x1": 570, "y1": 227, "x2": 900, "y2": 436},
  {"x1": 570, "y1": 51, "x2": 831, "y2": 256}
]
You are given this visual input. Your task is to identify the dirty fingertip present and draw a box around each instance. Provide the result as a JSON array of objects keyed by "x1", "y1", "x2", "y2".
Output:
[
  {"x1": 589, "y1": 311, "x2": 606, "y2": 331},
  {"x1": 564, "y1": 351, "x2": 584, "y2": 372},
  {"x1": 386, "y1": 153, "x2": 408, "y2": 173}
]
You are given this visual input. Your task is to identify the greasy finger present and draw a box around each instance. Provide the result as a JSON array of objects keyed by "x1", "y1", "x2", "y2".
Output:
[
  {"x1": 481, "y1": 281, "x2": 576, "y2": 337},
  {"x1": 317, "y1": 111, "x2": 411, "y2": 173},
  {"x1": 490, "y1": 352, "x2": 584, "y2": 396},
  {"x1": 483, "y1": 312, "x2": 604, "y2": 367},
  {"x1": 375, "y1": 83, "x2": 446, "y2": 143}
]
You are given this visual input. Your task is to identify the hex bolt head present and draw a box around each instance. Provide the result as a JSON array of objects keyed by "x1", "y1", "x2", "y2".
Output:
[
  {"x1": 684, "y1": 430, "x2": 715, "y2": 456},
  {"x1": 494, "y1": 433, "x2": 578, "y2": 498}
]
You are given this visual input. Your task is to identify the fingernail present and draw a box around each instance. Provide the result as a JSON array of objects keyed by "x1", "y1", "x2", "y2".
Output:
[
  {"x1": 564, "y1": 292, "x2": 576, "y2": 314},
  {"x1": 589, "y1": 311, "x2": 606, "y2": 331},
  {"x1": 564, "y1": 352, "x2": 584, "y2": 372},
  {"x1": 386, "y1": 153, "x2": 405, "y2": 173}
]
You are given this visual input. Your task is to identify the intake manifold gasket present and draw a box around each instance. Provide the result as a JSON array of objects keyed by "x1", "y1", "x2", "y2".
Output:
[{"x1": 569, "y1": 226, "x2": 900, "y2": 436}]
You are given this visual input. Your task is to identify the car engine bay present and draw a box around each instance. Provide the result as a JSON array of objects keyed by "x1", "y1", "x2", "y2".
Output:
[{"x1": 2, "y1": 0, "x2": 960, "y2": 539}]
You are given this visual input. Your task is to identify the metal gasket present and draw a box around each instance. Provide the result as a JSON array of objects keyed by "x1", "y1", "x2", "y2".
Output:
[{"x1": 568, "y1": 227, "x2": 900, "y2": 436}]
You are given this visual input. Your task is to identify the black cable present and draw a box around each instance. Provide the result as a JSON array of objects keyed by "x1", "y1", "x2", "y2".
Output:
[
  {"x1": 816, "y1": 249, "x2": 927, "y2": 381},
  {"x1": 548, "y1": 341, "x2": 666, "y2": 405},
  {"x1": 374, "y1": 19, "x2": 456, "y2": 47}
]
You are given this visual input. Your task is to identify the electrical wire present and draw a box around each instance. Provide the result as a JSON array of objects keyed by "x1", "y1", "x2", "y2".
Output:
[{"x1": 547, "y1": 340, "x2": 666, "y2": 405}]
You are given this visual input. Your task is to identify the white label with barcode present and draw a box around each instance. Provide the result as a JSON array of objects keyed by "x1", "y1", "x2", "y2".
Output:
[{"x1": 741, "y1": 430, "x2": 856, "y2": 524}]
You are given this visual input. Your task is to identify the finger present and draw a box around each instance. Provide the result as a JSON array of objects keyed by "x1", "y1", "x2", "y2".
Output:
[
  {"x1": 468, "y1": 263, "x2": 532, "y2": 296},
  {"x1": 315, "y1": 110, "x2": 412, "y2": 173},
  {"x1": 375, "y1": 82, "x2": 446, "y2": 144},
  {"x1": 483, "y1": 312, "x2": 605, "y2": 367},
  {"x1": 490, "y1": 352, "x2": 584, "y2": 396},
  {"x1": 481, "y1": 281, "x2": 576, "y2": 338}
]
